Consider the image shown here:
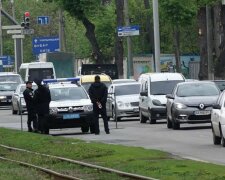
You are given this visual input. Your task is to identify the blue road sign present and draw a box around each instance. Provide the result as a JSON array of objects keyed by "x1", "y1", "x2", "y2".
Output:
[
  {"x1": 0, "y1": 56, "x2": 14, "y2": 67},
  {"x1": 37, "y1": 16, "x2": 49, "y2": 25},
  {"x1": 117, "y1": 25, "x2": 140, "y2": 37},
  {"x1": 32, "y1": 36, "x2": 60, "y2": 55}
]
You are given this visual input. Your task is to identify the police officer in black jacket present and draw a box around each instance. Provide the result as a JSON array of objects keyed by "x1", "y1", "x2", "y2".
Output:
[
  {"x1": 33, "y1": 79, "x2": 51, "y2": 134},
  {"x1": 88, "y1": 75, "x2": 110, "y2": 135},
  {"x1": 23, "y1": 81, "x2": 38, "y2": 132}
]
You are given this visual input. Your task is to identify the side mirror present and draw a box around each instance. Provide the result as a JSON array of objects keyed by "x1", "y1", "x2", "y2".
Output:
[
  {"x1": 166, "y1": 94, "x2": 174, "y2": 99},
  {"x1": 212, "y1": 104, "x2": 221, "y2": 109},
  {"x1": 152, "y1": 99, "x2": 162, "y2": 106},
  {"x1": 140, "y1": 91, "x2": 148, "y2": 96}
]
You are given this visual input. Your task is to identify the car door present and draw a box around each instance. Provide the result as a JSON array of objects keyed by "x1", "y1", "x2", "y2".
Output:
[
  {"x1": 139, "y1": 79, "x2": 149, "y2": 117},
  {"x1": 12, "y1": 85, "x2": 20, "y2": 110},
  {"x1": 166, "y1": 85, "x2": 177, "y2": 119},
  {"x1": 211, "y1": 92, "x2": 225, "y2": 136}
]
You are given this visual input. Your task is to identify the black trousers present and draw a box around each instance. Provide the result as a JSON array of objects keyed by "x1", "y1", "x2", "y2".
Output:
[
  {"x1": 93, "y1": 104, "x2": 109, "y2": 134},
  {"x1": 27, "y1": 110, "x2": 38, "y2": 130},
  {"x1": 37, "y1": 114, "x2": 48, "y2": 133}
]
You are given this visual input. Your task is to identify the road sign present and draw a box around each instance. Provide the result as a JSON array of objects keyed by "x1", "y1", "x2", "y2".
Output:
[
  {"x1": 2, "y1": 25, "x2": 22, "y2": 30},
  {"x1": 12, "y1": 35, "x2": 25, "y2": 39},
  {"x1": 117, "y1": 25, "x2": 140, "y2": 37},
  {"x1": 22, "y1": 29, "x2": 34, "y2": 35},
  {"x1": 32, "y1": 36, "x2": 60, "y2": 55},
  {"x1": 37, "y1": 16, "x2": 49, "y2": 25},
  {"x1": 7, "y1": 29, "x2": 22, "y2": 34},
  {"x1": 0, "y1": 56, "x2": 14, "y2": 67}
]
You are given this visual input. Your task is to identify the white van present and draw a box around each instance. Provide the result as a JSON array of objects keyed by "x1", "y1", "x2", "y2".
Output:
[
  {"x1": 138, "y1": 73, "x2": 185, "y2": 124},
  {"x1": 19, "y1": 62, "x2": 56, "y2": 82}
]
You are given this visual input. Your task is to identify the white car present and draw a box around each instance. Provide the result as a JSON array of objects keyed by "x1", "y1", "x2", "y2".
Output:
[
  {"x1": 44, "y1": 78, "x2": 94, "y2": 134},
  {"x1": 211, "y1": 90, "x2": 225, "y2": 147},
  {"x1": 106, "y1": 82, "x2": 140, "y2": 121}
]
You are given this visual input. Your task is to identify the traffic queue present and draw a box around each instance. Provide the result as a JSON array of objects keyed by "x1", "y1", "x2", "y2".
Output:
[{"x1": 1, "y1": 71, "x2": 225, "y2": 147}]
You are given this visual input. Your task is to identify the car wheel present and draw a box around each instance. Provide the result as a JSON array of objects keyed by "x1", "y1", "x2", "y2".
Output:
[
  {"x1": 12, "y1": 105, "x2": 17, "y2": 115},
  {"x1": 220, "y1": 126, "x2": 225, "y2": 147},
  {"x1": 167, "y1": 116, "x2": 172, "y2": 129},
  {"x1": 172, "y1": 115, "x2": 180, "y2": 130},
  {"x1": 148, "y1": 110, "x2": 156, "y2": 124},
  {"x1": 81, "y1": 124, "x2": 90, "y2": 133},
  {"x1": 212, "y1": 128, "x2": 221, "y2": 145},
  {"x1": 139, "y1": 110, "x2": 147, "y2": 123},
  {"x1": 112, "y1": 108, "x2": 120, "y2": 121}
]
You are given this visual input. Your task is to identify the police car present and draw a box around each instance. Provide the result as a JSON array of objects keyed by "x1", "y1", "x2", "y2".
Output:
[{"x1": 43, "y1": 78, "x2": 94, "y2": 133}]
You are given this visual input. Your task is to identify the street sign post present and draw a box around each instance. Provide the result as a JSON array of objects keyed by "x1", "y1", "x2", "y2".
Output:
[
  {"x1": 32, "y1": 36, "x2": 60, "y2": 55},
  {"x1": 22, "y1": 29, "x2": 34, "y2": 35},
  {"x1": 37, "y1": 16, "x2": 49, "y2": 25},
  {"x1": 117, "y1": 25, "x2": 140, "y2": 37}
]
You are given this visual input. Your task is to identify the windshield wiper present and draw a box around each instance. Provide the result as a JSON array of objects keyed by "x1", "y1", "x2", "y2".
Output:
[{"x1": 153, "y1": 93, "x2": 165, "y2": 95}]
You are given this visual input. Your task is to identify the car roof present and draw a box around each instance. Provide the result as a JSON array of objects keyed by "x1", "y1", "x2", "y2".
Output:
[
  {"x1": 110, "y1": 82, "x2": 140, "y2": 87},
  {"x1": 177, "y1": 81, "x2": 216, "y2": 86},
  {"x1": 139, "y1": 72, "x2": 184, "y2": 82},
  {"x1": 80, "y1": 74, "x2": 112, "y2": 83},
  {"x1": 48, "y1": 82, "x2": 80, "y2": 89},
  {"x1": 0, "y1": 72, "x2": 20, "y2": 76}
]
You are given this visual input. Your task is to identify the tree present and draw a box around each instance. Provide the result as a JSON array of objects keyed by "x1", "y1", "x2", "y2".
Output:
[{"x1": 56, "y1": 0, "x2": 105, "y2": 63}]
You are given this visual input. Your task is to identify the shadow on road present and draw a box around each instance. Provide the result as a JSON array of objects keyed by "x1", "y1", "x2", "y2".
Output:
[
  {"x1": 51, "y1": 132, "x2": 91, "y2": 136},
  {"x1": 179, "y1": 125, "x2": 211, "y2": 130}
]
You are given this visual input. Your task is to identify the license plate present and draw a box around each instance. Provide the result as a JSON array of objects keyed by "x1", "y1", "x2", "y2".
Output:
[
  {"x1": 1, "y1": 100, "x2": 7, "y2": 102},
  {"x1": 133, "y1": 108, "x2": 139, "y2": 112},
  {"x1": 194, "y1": 110, "x2": 210, "y2": 115},
  {"x1": 63, "y1": 114, "x2": 80, "y2": 119}
]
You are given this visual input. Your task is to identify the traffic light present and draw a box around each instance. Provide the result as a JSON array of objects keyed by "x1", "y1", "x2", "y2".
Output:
[{"x1": 21, "y1": 11, "x2": 30, "y2": 29}]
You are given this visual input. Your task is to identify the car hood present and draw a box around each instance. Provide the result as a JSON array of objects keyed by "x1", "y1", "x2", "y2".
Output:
[
  {"x1": 0, "y1": 91, "x2": 14, "y2": 96},
  {"x1": 50, "y1": 99, "x2": 92, "y2": 108},
  {"x1": 175, "y1": 96, "x2": 218, "y2": 105},
  {"x1": 116, "y1": 94, "x2": 139, "y2": 103}
]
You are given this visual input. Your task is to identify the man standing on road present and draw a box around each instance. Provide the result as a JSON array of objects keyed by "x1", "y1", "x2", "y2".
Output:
[
  {"x1": 23, "y1": 81, "x2": 38, "y2": 132},
  {"x1": 33, "y1": 79, "x2": 51, "y2": 134},
  {"x1": 88, "y1": 75, "x2": 110, "y2": 135}
]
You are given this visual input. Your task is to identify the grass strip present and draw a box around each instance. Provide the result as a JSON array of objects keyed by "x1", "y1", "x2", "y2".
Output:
[{"x1": 0, "y1": 128, "x2": 225, "y2": 180}]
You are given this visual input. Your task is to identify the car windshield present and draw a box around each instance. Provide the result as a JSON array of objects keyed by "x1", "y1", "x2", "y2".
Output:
[
  {"x1": 213, "y1": 81, "x2": 225, "y2": 91},
  {"x1": 0, "y1": 75, "x2": 22, "y2": 83},
  {"x1": 150, "y1": 80, "x2": 183, "y2": 95},
  {"x1": 50, "y1": 87, "x2": 88, "y2": 101},
  {"x1": 177, "y1": 83, "x2": 220, "y2": 97},
  {"x1": 82, "y1": 82, "x2": 111, "y2": 92},
  {"x1": 115, "y1": 84, "x2": 140, "y2": 96},
  {"x1": 0, "y1": 82, "x2": 19, "y2": 91}
]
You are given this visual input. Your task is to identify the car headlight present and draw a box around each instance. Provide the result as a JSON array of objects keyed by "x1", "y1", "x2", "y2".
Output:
[
  {"x1": 117, "y1": 101, "x2": 131, "y2": 109},
  {"x1": 50, "y1": 107, "x2": 58, "y2": 114},
  {"x1": 0, "y1": 96, "x2": 6, "y2": 100},
  {"x1": 84, "y1": 105, "x2": 93, "y2": 112},
  {"x1": 175, "y1": 103, "x2": 187, "y2": 109},
  {"x1": 152, "y1": 99, "x2": 162, "y2": 106}
]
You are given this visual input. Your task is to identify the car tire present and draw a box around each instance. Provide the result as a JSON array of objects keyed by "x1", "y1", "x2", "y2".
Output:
[
  {"x1": 12, "y1": 106, "x2": 17, "y2": 115},
  {"x1": 212, "y1": 128, "x2": 221, "y2": 145},
  {"x1": 172, "y1": 116, "x2": 180, "y2": 130},
  {"x1": 148, "y1": 110, "x2": 156, "y2": 124},
  {"x1": 139, "y1": 110, "x2": 147, "y2": 123},
  {"x1": 167, "y1": 116, "x2": 172, "y2": 129},
  {"x1": 220, "y1": 127, "x2": 225, "y2": 147},
  {"x1": 81, "y1": 125, "x2": 90, "y2": 133}
]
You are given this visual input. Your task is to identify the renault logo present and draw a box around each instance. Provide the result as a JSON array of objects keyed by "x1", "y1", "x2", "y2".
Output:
[
  {"x1": 68, "y1": 107, "x2": 73, "y2": 112},
  {"x1": 199, "y1": 103, "x2": 204, "y2": 109}
]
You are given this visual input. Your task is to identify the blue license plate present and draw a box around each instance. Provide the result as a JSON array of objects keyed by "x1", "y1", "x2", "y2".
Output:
[{"x1": 63, "y1": 114, "x2": 80, "y2": 120}]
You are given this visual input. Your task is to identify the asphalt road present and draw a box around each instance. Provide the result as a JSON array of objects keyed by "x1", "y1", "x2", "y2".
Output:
[{"x1": 1, "y1": 108, "x2": 225, "y2": 166}]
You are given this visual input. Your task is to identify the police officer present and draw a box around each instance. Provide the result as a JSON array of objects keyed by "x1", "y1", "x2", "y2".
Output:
[
  {"x1": 23, "y1": 81, "x2": 38, "y2": 132},
  {"x1": 33, "y1": 79, "x2": 51, "y2": 134},
  {"x1": 88, "y1": 75, "x2": 110, "y2": 135}
]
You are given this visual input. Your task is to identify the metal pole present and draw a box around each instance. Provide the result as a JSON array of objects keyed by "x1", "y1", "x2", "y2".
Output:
[
  {"x1": 152, "y1": 0, "x2": 161, "y2": 72},
  {"x1": 10, "y1": 0, "x2": 15, "y2": 19},
  {"x1": 0, "y1": 0, "x2": 3, "y2": 56},
  {"x1": 19, "y1": 97, "x2": 23, "y2": 131},
  {"x1": 206, "y1": 5, "x2": 214, "y2": 80},
  {"x1": 124, "y1": 0, "x2": 133, "y2": 78}
]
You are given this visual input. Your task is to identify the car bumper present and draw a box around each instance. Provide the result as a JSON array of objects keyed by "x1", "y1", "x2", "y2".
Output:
[
  {"x1": 116, "y1": 107, "x2": 139, "y2": 118},
  {"x1": 47, "y1": 111, "x2": 93, "y2": 129},
  {"x1": 173, "y1": 107, "x2": 212, "y2": 123},
  {"x1": 150, "y1": 106, "x2": 167, "y2": 119}
]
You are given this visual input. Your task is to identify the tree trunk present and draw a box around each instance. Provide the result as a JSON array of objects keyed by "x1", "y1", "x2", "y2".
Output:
[
  {"x1": 198, "y1": 7, "x2": 208, "y2": 80},
  {"x1": 115, "y1": 0, "x2": 124, "y2": 78},
  {"x1": 81, "y1": 17, "x2": 105, "y2": 64},
  {"x1": 173, "y1": 25, "x2": 181, "y2": 73},
  {"x1": 144, "y1": 0, "x2": 154, "y2": 53}
]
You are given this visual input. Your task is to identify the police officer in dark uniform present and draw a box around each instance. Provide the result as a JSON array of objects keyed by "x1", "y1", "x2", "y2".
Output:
[
  {"x1": 33, "y1": 79, "x2": 51, "y2": 134},
  {"x1": 23, "y1": 81, "x2": 38, "y2": 132},
  {"x1": 88, "y1": 75, "x2": 110, "y2": 135}
]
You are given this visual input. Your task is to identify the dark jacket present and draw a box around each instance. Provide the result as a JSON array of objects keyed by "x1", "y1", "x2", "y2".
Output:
[
  {"x1": 88, "y1": 82, "x2": 108, "y2": 104},
  {"x1": 33, "y1": 84, "x2": 51, "y2": 114},
  {"x1": 23, "y1": 87, "x2": 35, "y2": 112}
]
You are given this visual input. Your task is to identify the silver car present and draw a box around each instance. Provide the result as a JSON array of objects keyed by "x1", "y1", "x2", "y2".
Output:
[
  {"x1": 106, "y1": 82, "x2": 140, "y2": 121},
  {"x1": 166, "y1": 81, "x2": 220, "y2": 130},
  {"x1": 11, "y1": 84, "x2": 37, "y2": 114}
]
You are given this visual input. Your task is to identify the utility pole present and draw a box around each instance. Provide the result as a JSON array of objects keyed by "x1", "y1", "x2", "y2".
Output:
[
  {"x1": 152, "y1": 0, "x2": 161, "y2": 72},
  {"x1": 124, "y1": 0, "x2": 133, "y2": 78},
  {"x1": 59, "y1": 8, "x2": 66, "y2": 51},
  {"x1": 0, "y1": 0, "x2": 3, "y2": 56},
  {"x1": 206, "y1": 5, "x2": 214, "y2": 80}
]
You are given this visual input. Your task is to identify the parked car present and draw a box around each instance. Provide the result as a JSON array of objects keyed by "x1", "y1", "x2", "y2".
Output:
[
  {"x1": 139, "y1": 73, "x2": 185, "y2": 124},
  {"x1": 212, "y1": 80, "x2": 225, "y2": 91},
  {"x1": 112, "y1": 79, "x2": 136, "y2": 84},
  {"x1": 11, "y1": 83, "x2": 37, "y2": 114},
  {"x1": 0, "y1": 72, "x2": 23, "y2": 83},
  {"x1": 106, "y1": 82, "x2": 141, "y2": 121},
  {"x1": 166, "y1": 81, "x2": 220, "y2": 130},
  {"x1": 211, "y1": 90, "x2": 225, "y2": 146}
]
